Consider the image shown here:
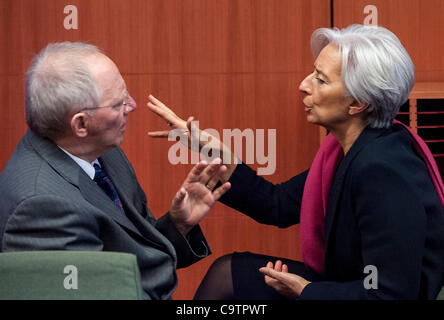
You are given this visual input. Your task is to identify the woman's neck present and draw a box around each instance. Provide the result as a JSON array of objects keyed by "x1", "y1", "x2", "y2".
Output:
[{"x1": 329, "y1": 119, "x2": 367, "y2": 155}]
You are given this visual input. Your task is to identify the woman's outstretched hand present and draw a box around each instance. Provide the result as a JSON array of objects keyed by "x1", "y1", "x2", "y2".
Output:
[
  {"x1": 147, "y1": 94, "x2": 192, "y2": 138},
  {"x1": 146, "y1": 94, "x2": 238, "y2": 181}
]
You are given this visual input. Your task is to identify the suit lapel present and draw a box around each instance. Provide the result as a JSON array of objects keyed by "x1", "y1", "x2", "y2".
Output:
[
  {"x1": 100, "y1": 149, "x2": 177, "y2": 255},
  {"x1": 26, "y1": 130, "x2": 154, "y2": 241},
  {"x1": 324, "y1": 127, "x2": 389, "y2": 256},
  {"x1": 78, "y1": 172, "x2": 145, "y2": 237}
]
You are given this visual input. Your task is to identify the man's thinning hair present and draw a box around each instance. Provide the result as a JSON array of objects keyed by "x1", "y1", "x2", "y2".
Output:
[{"x1": 25, "y1": 42, "x2": 102, "y2": 139}]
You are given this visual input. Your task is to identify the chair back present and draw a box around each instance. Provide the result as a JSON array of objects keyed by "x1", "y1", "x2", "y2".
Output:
[{"x1": 0, "y1": 251, "x2": 143, "y2": 299}]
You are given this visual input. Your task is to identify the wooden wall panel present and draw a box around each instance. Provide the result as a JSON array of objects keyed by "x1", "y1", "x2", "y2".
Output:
[
  {"x1": 0, "y1": 0, "x2": 186, "y2": 75},
  {"x1": 256, "y1": 0, "x2": 326, "y2": 73},
  {"x1": 123, "y1": 70, "x2": 320, "y2": 298},
  {"x1": 0, "y1": 0, "x2": 330, "y2": 299},
  {"x1": 182, "y1": 0, "x2": 256, "y2": 73},
  {"x1": 334, "y1": 0, "x2": 444, "y2": 81}
]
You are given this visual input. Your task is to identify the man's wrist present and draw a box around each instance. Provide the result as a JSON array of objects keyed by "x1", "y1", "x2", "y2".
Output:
[{"x1": 170, "y1": 215, "x2": 193, "y2": 237}]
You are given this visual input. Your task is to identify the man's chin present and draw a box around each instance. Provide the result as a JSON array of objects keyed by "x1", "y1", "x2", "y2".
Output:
[
  {"x1": 108, "y1": 136, "x2": 124, "y2": 149},
  {"x1": 117, "y1": 134, "x2": 125, "y2": 146}
]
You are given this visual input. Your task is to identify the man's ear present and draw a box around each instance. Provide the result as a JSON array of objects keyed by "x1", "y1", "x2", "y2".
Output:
[
  {"x1": 70, "y1": 112, "x2": 89, "y2": 138},
  {"x1": 348, "y1": 101, "x2": 369, "y2": 116}
]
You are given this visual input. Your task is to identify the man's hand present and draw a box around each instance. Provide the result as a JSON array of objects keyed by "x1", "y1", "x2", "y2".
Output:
[
  {"x1": 259, "y1": 260, "x2": 311, "y2": 299},
  {"x1": 169, "y1": 158, "x2": 231, "y2": 236}
]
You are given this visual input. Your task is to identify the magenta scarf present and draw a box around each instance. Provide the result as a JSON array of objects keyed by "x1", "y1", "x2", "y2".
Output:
[{"x1": 300, "y1": 120, "x2": 444, "y2": 276}]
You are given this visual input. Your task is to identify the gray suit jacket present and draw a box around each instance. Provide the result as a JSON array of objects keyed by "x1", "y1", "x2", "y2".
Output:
[{"x1": 0, "y1": 129, "x2": 211, "y2": 299}]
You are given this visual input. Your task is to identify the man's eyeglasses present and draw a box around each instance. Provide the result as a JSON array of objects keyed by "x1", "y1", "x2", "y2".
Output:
[{"x1": 80, "y1": 93, "x2": 133, "y2": 112}]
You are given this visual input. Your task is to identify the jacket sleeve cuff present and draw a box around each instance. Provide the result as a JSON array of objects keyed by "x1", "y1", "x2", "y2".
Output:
[
  {"x1": 298, "y1": 280, "x2": 368, "y2": 300},
  {"x1": 155, "y1": 213, "x2": 212, "y2": 268}
]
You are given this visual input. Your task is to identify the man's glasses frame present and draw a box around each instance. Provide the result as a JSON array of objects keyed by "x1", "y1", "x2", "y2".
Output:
[{"x1": 80, "y1": 92, "x2": 132, "y2": 113}]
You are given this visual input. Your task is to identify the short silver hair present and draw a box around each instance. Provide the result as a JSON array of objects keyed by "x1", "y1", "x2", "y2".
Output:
[
  {"x1": 25, "y1": 42, "x2": 103, "y2": 139},
  {"x1": 311, "y1": 24, "x2": 414, "y2": 128}
]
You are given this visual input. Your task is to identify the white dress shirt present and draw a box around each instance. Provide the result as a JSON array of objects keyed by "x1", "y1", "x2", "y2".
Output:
[{"x1": 58, "y1": 146, "x2": 100, "y2": 180}]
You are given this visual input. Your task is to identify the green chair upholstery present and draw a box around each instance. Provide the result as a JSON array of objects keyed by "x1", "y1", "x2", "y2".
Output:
[
  {"x1": 0, "y1": 251, "x2": 143, "y2": 300},
  {"x1": 437, "y1": 286, "x2": 444, "y2": 300}
]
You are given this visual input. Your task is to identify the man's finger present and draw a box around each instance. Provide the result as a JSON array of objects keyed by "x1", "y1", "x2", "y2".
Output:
[
  {"x1": 171, "y1": 187, "x2": 187, "y2": 209},
  {"x1": 186, "y1": 160, "x2": 209, "y2": 182},
  {"x1": 198, "y1": 158, "x2": 222, "y2": 184},
  {"x1": 212, "y1": 182, "x2": 231, "y2": 201},
  {"x1": 204, "y1": 164, "x2": 227, "y2": 190}
]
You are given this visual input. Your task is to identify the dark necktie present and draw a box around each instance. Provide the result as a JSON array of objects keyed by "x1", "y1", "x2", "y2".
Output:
[{"x1": 93, "y1": 163, "x2": 124, "y2": 212}]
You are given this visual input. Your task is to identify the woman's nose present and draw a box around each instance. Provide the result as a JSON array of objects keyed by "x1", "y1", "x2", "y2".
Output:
[{"x1": 299, "y1": 73, "x2": 313, "y2": 95}]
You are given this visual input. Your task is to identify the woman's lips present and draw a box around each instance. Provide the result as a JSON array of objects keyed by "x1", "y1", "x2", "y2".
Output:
[{"x1": 302, "y1": 96, "x2": 313, "y2": 109}]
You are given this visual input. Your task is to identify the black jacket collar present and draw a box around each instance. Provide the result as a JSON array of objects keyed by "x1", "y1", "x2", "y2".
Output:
[{"x1": 324, "y1": 126, "x2": 390, "y2": 258}]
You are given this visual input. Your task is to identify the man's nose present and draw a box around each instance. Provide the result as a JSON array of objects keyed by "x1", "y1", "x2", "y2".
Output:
[
  {"x1": 125, "y1": 96, "x2": 137, "y2": 113},
  {"x1": 299, "y1": 73, "x2": 313, "y2": 95}
]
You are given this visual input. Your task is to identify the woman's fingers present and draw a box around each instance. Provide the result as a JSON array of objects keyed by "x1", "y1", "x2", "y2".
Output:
[
  {"x1": 188, "y1": 119, "x2": 200, "y2": 140},
  {"x1": 259, "y1": 266, "x2": 288, "y2": 283},
  {"x1": 147, "y1": 130, "x2": 170, "y2": 138},
  {"x1": 148, "y1": 94, "x2": 163, "y2": 105},
  {"x1": 186, "y1": 117, "x2": 194, "y2": 131},
  {"x1": 147, "y1": 95, "x2": 189, "y2": 131},
  {"x1": 148, "y1": 95, "x2": 174, "y2": 113},
  {"x1": 148, "y1": 95, "x2": 180, "y2": 121},
  {"x1": 147, "y1": 101, "x2": 177, "y2": 124},
  {"x1": 282, "y1": 264, "x2": 289, "y2": 273}
]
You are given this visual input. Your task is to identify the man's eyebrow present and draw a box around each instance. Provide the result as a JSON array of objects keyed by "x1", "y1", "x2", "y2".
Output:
[
  {"x1": 110, "y1": 91, "x2": 126, "y2": 108},
  {"x1": 314, "y1": 65, "x2": 330, "y2": 81}
]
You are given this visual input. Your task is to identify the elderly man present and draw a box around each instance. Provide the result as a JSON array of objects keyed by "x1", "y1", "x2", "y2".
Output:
[{"x1": 0, "y1": 42, "x2": 230, "y2": 299}]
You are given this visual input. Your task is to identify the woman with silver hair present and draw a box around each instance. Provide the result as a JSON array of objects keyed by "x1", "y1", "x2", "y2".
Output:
[{"x1": 148, "y1": 24, "x2": 444, "y2": 299}]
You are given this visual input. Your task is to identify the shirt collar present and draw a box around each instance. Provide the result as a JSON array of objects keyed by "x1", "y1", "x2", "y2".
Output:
[{"x1": 58, "y1": 146, "x2": 100, "y2": 180}]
